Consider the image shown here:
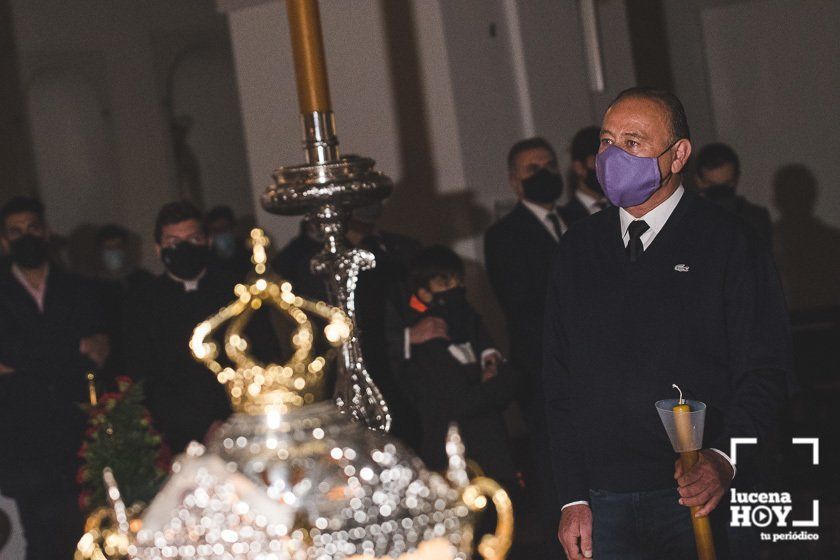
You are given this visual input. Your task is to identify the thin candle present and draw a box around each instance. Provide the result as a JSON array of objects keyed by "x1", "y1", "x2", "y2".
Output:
[{"x1": 87, "y1": 371, "x2": 98, "y2": 406}]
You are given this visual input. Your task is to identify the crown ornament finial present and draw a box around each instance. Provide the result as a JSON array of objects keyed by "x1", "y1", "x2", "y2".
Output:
[{"x1": 189, "y1": 227, "x2": 352, "y2": 414}]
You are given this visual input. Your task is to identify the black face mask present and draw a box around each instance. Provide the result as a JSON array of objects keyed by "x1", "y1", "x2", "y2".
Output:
[
  {"x1": 427, "y1": 286, "x2": 475, "y2": 344},
  {"x1": 584, "y1": 168, "x2": 603, "y2": 196},
  {"x1": 703, "y1": 183, "x2": 736, "y2": 201},
  {"x1": 161, "y1": 242, "x2": 210, "y2": 280},
  {"x1": 522, "y1": 167, "x2": 564, "y2": 204},
  {"x1": 10, "y1": 234, "x2": 48, "y2": 269},
  {"x1": 702, "y1": 183, "x2": 739, "y2": 212}
]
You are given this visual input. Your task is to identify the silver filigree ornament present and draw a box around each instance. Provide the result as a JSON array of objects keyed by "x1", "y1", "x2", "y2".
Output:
[{"x1": 93, "y1": 229, "x2": 512, "y2": 560}]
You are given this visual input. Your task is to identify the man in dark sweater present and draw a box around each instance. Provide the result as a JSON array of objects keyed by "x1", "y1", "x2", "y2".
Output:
[
  {"x1": 0, "y1": 196, "x2": 109, "y2": 559},
  {"x1": 544, "y1": 88, "x2": 791, "y2": 559}
]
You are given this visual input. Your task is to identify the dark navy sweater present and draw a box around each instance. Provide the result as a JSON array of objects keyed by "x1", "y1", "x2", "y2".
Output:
[{"x1": 542, "y1": 192, "x2": 792, "y2": 505}]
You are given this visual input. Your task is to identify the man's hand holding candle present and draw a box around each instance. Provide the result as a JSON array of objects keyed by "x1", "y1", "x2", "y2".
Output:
[
  {"x1": 675, "y1": 449, "x2": 735, "y2": 518},
  {"x1": 558, "y1": 503, "x2": 593, "y2": 559}
]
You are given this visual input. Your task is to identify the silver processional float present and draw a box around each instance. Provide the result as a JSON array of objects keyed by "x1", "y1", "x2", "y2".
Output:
[{"x1": 78, "y1": 1, "x2": 514, "y2": 559}]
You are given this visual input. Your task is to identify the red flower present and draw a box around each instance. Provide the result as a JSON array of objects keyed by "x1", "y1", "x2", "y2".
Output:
[
  {"x1": 78, "y1": 490, "x2": 91, "y2": 512},
  {"x1": 115, "y1": 376, "x2": 133, "y2": 392},
  {"x1": 76, "y1": 466, "x2": 88, "y2": 485}
]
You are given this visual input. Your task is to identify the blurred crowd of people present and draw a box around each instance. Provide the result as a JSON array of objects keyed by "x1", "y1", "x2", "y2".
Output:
[{"x1": 0, "y1": 114, "x2": 812, "y2": 558}]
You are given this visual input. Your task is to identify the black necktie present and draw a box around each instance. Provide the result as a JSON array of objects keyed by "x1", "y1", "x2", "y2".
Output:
[
  {"x1": 547, "y1": 213, "x2": 563, "y2": 240},
  {"x1": 626, "y1": 220, "x2": 650, "y2": 262}
]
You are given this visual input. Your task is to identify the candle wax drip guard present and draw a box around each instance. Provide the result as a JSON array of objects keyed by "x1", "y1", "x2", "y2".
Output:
[{"x1": 655, "y1": 398, "x2": 707, "y2": 453}]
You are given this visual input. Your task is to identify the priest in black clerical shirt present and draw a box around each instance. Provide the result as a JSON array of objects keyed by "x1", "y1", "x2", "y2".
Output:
[
  {"x1": 124, "y1": 201, "x2": 278, "y2": 454},
  {"x1": 543, "y1": 88, "x2": 791, "y2": 559}
]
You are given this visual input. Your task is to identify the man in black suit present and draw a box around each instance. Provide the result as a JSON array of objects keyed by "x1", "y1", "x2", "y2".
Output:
[
  {"x1": 695, "y1": 142, "x2": 773, "y2": 245},
  {"x1": 0, "y1": 196, "x2": 109, "y2": 559},
  {"x1": 545, "y1": 88, "x2": 790, "y2": 559},
  {"x1": 560, "y1": 126, "x2": 610, "y2": 227},
  {"x1": 484, "y1": 137, "x2": 565, "y2": 556}
]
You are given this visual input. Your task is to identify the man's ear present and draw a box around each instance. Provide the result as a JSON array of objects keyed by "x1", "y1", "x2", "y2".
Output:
[
  {"x1": 154, "y1": 244, "x2": 162, "y2": 258},
  {"x1": 571, "y1": 160, "x2": 587, "y2": 180},
  {"x1": 671, "y1": 139, "x2": 692, "y2": 174},
  {"x1": 0, "y1": 235, "x2": 8, "y2": 253},
  {"x1": 508, "y1": 171, "x2": 524, "y2": 199}
]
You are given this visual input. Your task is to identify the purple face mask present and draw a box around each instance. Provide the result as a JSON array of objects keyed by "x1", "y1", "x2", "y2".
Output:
[{"x1": 595, "y1": 144, "x2": 673, "y2": 207}]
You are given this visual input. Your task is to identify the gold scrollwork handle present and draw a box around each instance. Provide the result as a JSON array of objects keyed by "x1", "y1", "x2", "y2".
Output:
[{"x1": 462, "y1": 476, "x2": 514, "y2": 560}]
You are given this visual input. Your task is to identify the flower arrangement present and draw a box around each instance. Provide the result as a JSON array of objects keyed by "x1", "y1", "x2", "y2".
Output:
[{"x1": 77, "y1": 376, "x2": 170, "y2": 512}]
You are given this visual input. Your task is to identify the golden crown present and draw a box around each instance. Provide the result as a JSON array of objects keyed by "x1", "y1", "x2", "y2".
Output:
[{"x1": 189, "y1": 228, "x2": 352, "y2": 414}]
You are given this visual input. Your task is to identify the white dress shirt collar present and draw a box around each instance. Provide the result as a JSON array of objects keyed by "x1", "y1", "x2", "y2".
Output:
[
  {"x1": 618, "y1": 185, "x2": 684, "y2": 248},
  {"x1": 575, "y1": 189, "x2": 604, "y2": 215},
  {"x1": 521, "y1": 198, "x2": 566, "y2": 240},
  {"x1": 11, "y1": 263, "x2": 49, "y2": 313}
]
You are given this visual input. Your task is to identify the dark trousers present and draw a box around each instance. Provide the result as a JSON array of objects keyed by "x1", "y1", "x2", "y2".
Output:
[
  {"x1": 520, "y1": 394, "x2": 564, "y2": 558},
  {"x1": 590, "y1": 487, "x2": 757, "y2": 559},
  {"x1": 0, "y1": 458, "x2": 82, "y2": 560}
]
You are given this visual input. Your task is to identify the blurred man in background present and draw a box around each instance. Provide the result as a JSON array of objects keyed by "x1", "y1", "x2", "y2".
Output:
[
  {"x1": 484, "y1": 137, "x2": 565, "y2": 557},
  {"x1": 0, "y1": 196, "x2": 109, "y2": 558},
  {"x1": 205, "y1": 205, "x2": 251, "y2": 278},
  {"x1": 560, "y1": 126, "x2": 610, "y2": 226},
  {"x1": 94, "y1": 224, "x2": 153, "y2": 375},
  {"x1": 695, "y1": 142, "x2": 772, "y2": 244}
]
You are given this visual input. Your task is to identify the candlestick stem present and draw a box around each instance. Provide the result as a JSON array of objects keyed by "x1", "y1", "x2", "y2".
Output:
[{"x1": 286, "y1": 0, "x2": 331, "y2": 114}]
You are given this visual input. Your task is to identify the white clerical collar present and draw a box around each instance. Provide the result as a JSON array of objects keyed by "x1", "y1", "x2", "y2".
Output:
[
  {"x1": 166, "y1": 267, "x2": 206, "y2": 292},
  {"x1": 619, "y1": 185, "x2": 684, "y2": 238}
]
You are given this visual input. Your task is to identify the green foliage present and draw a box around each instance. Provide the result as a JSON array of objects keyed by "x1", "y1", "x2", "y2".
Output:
[{"x1": 77, "y1": 377, "x2": 170, "y2": 511}]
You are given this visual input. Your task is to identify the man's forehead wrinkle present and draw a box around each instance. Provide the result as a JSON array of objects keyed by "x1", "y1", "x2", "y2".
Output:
[{"x1": 605, "y1": 109, "x2": 669, "y2": 143}]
